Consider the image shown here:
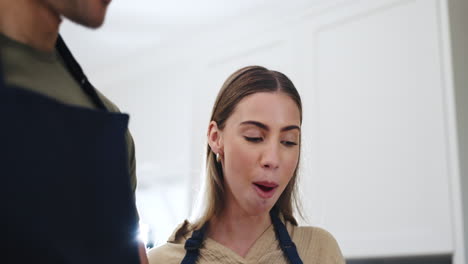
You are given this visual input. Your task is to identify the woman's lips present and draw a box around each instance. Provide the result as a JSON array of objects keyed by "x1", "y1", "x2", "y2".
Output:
[{"x1": 253, "y1": 181, "x2": 278, "y2": 199}]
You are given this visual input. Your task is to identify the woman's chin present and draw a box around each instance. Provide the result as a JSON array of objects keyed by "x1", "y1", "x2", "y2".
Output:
[{"x1": 246, "y1": 201, "x2": 275, "y2": 216}]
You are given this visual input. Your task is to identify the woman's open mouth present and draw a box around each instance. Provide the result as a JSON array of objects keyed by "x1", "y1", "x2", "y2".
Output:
[{"x1": 253, "y1": 181, "x2": 278, "y2": 199}]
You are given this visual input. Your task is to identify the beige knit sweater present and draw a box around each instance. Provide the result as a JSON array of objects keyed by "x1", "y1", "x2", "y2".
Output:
[{"x1": 148, "y1": 219, "x2": 345, "y2": 264}]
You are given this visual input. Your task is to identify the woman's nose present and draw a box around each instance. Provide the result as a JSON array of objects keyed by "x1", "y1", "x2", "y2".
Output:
[{"x1": 261, "y1": 142, "x2": 280, "y2": 169}]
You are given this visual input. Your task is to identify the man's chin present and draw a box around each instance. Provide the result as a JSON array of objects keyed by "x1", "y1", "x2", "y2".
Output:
[
  {"x1": 67, "y1": 14, "x2": 106, "y2": 29},
  {"x1": 81, "y1": 17, "x2": 106, "y2": 29}
]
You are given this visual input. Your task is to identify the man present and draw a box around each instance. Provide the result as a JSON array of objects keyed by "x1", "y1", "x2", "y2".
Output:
[{"x1": 0, "y1": 0, "x2": 148, "y2": 263}]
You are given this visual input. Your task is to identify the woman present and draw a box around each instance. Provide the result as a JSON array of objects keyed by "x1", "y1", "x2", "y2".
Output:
[{"x1": 148, "y1": 66, "x2": 344, "y2": 264}]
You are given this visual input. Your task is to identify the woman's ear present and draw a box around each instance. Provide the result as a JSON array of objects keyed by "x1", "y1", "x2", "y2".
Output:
[{"x1": 207, "y1": 121, "x2": 223, "y2": 155}]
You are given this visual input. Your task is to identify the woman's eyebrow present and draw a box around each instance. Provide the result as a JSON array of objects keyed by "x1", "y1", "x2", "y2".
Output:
[
  {"x1": 281, "y1": 125, "x2": 301, "y2": 132},
  {"x1": 240, "y1": 120, "x2": 269, "y2": 130},
  {"x1": 240, "y1": 121, "x2": 300, "y2": 132}
]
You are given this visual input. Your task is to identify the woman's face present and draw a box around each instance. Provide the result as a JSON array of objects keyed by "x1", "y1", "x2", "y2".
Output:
[{"x1": 218, "y1": 92, "x2": 301, "y2": 216}]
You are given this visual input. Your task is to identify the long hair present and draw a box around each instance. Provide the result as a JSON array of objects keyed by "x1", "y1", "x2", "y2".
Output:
[{"x1": 193, "y1": 65, "x2": 303, "y2": 229}]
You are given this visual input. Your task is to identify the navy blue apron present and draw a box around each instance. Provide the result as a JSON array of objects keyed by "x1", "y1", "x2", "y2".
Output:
[
  {"x1": 181, "y1": 207, "x2": 303, "y2": 264},
  {"x1": 0, "y1": 36, "x2": 140, "y2": 264}
]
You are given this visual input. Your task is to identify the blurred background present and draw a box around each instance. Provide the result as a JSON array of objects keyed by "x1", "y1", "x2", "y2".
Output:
[{"x1": 60, "y1": 0, "x2": 467, "y2": 263}]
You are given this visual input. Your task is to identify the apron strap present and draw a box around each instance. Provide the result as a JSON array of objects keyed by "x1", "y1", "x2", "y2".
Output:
[
  {"x1": 0, "y1": 36, "x2": 105, "y2": 110},
  {"x1": 55, "y1": 35, "x2": 107, "y2": 111},
  {"x1": 180, "y1": 208, "x2": 304, "y2": 264},
  {"x1": 270, "y1": 207, "x2": 304, "y2": 264},
  {"x1": 181, "y1": 223, "x2": 208, "y2": 264}
]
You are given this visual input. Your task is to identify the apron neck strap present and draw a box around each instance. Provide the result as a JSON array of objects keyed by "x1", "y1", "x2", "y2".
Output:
[
  {"x1": 181, "y1": 208, "x2": 304, "y2": 264},
  {"x1": 180, "y1": 223, "x2": 208, "y2": 264},
  {"x1": 0, "y1": 36, "x2": 107, "y2": 111},
  {"x1": 270, "y1": 207, "x2": 304, "y2": 264},
  {"x1": 55, "y1": 35, "x2": 107, "y2": 111}
]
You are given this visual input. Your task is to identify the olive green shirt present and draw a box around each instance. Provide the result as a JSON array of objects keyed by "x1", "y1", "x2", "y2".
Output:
[{"x1": 0, "y1": 33, "x2": 137, "y2": 196}]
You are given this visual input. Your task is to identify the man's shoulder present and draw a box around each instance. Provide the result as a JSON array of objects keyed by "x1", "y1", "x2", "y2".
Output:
[{"x1": 95, "y1": 89, "x2": 121, "y2": 113}]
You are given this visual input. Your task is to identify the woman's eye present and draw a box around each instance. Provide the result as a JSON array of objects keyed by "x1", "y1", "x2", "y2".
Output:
[
  {"x1": 281, "y1": 140, "x2": 298, "y2": 146},
  {"x1": 244, "y1": 136, "x2": 263, "y2": 143}
]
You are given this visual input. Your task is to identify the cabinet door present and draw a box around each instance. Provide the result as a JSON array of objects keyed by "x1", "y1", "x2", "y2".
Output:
[{"x1": 298, "y1": 0, "x2": 453, "y2": 258}]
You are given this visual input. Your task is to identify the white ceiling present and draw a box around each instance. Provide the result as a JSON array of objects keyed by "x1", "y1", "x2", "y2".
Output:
[
  {"x1": 59, "y1": 0, "x2": 326, "y2": 74},
  {"x1": 107, "y1": 0, "x2": 274, "y2": 24},
  {"x1": 62, "y1": 0, "x2": 288, "y2": 47}
]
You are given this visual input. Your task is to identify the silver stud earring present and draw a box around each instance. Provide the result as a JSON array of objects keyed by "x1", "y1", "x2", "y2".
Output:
[{"x1": 216, "y1": 153, "x2": 221, "y2": 163}]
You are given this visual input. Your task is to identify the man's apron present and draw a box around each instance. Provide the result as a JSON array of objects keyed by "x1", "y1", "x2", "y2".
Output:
[{"x1": 0, "y1": 36, "x2": 140, "y2": 264}]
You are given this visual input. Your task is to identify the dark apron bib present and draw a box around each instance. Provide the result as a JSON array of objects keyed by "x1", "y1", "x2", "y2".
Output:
[
  {"x1": 181, "y1": 207, "x2": 304, "y2": 264},
  {"x1": 0, "y1": 36, "x2": 139, "y2": 264}
]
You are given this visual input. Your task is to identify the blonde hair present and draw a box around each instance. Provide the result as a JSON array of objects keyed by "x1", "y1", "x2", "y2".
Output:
[{"x1": 193, "y1": 66, "x2": 303, "y2": 229}]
